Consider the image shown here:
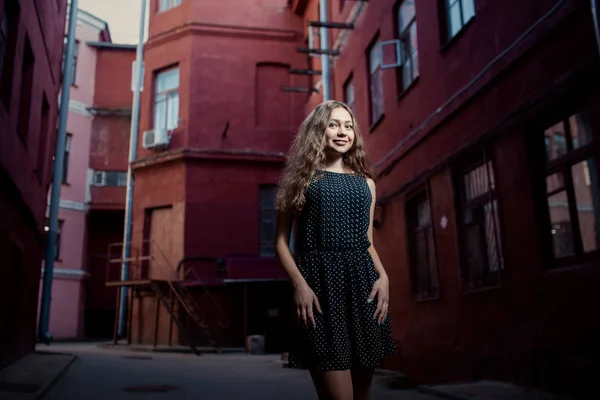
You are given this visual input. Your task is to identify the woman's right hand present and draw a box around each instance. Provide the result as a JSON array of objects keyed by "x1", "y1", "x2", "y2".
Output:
[{"x1": 294, "y1": 282, "x2": 322, "y2": 328}]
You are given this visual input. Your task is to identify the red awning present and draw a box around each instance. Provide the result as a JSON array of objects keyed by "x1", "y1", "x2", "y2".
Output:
[{"x1": 224, "y1": 256, "x2": 288, "y2": 283}]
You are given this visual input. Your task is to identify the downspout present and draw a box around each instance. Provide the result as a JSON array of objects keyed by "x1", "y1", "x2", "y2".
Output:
[
  {"x1": 38, "y1": 0, "x2": 79, "y2": 344},
  {"x1": 117, "y1": 0, "x2": 147, "y2": 338},
  {"x1": 319, "y1": 0, "x2": 330, "y2": 101},
  {"x1": 592, "y1": 0, "x2": 600, "y2": 54}
]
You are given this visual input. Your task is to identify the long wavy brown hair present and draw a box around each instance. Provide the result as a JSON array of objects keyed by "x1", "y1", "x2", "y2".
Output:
[{"x1": 276, "y1": 100, "x2": 372, "y2": 212}]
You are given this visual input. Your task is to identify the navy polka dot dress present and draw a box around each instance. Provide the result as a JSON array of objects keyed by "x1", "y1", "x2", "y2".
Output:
[{"x1": 288, "y1": 170, "x2": 396, "y2": 371}]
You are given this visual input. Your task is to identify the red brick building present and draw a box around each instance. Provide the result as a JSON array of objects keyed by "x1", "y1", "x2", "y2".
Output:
[
  {"x1": 123, "y1": 0, "x2": 307, "y2": 351},
  {"x1": 85, "y1": 41, "x2": 136, "y2": 339},
  {"x1": 0, "y1": 0, "x2": 67, "y2": 368},
  {"x1": 294, "y1": 0, "x2": 599, "y2": 396}
]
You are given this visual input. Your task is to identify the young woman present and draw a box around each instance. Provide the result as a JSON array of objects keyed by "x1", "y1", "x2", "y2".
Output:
[{"x1": 275, "y1": 100, "x2": 396, "y2": 400}]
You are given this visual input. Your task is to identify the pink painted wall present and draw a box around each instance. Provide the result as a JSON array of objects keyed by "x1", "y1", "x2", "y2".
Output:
[{"x1": 41, "y1": 11, "x2": 108, "y2": 339}]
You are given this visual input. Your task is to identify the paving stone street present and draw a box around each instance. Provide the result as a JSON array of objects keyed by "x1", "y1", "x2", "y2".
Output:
[{"x1": 41, "y1": 343, "x2": 439, "y2": 400}]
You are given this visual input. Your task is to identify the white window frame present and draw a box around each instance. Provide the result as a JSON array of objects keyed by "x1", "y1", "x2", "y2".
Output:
[
  {"x1": 446, "y1": 0, "x2": 475, "y2": 39},
  {"x1": 380, "y1": 1, "x2": 419, "y2": 92},
  {"x1": 153, "y1": 67, "x2": 180, "y2": 131},
  {"x1": 368, "y1": 39, "x2": 384, "y2": 125},
  {"x1": 158, "y1": 0, "x2": 182, "y2": 13},
  {"x1": 344, "y1": 76, "x2": 355, "y2": 114},
  {"x1": 93, "y1": 171, "x2": 128, "y2": 187}
]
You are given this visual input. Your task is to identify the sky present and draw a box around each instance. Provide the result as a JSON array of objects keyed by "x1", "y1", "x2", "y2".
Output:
[{"x1": 78, "y1": 0, "x2": 147, "y2": 44}]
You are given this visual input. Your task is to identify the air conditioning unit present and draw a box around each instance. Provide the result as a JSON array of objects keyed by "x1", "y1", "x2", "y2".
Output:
[{"x1": 142, "y1": 128, "x2": 169, "y2": 150}]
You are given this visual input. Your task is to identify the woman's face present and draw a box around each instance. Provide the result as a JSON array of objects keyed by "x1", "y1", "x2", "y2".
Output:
[{"x1": 323, "y1": 107, "x2": 355, "y2": 155}]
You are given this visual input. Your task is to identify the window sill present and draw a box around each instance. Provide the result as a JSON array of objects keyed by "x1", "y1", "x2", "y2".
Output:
[
  {"x1": 543, "y1": 258, "x2": 600, "y2": 273},
  {"x1": 440, "y1": 17, "x2": 475, "y2": 53},
  {"x1": 413, "y1": 293, "x2": 441, "y2": 303},
  {"x1": 460, "y1": 283, "x2": 501, "y2": 295},
  {"x1": 369, "y1": 113, "x2": 385, "y2": 133},
  {"x1": 397, "y1": 76, "x2": 420, "y2": 102}
]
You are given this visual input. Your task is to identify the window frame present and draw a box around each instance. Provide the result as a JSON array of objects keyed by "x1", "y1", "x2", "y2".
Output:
[
  {"x1": 153, "y1": 66, "x2": 180, "y2": 131},
  {"x1": 453, "y1": 148, "x2": 504, "y2": 293},
  {"x1": 367, "y1": 35, "x2": 384, "y2": 128},
  {"x1": 71, "y1": 39, "x2": 79, "y2": 86},
  {"x1": 343, "y1": 74, "x2": 355, "y2": 114},
  {"x1": 158, "y1": 0, "x2": 183, "y2": 13},
  {"x1": 440, "y1": 0, "x2": 476, "y2": 44},
  {"x1": 532, "y1": 111, "x2": 600, "y2": 269},
  {"x1": 45, "y1": 219, "x2": 64, "y2": 260},
  {"x1": 394, "y1": 0, "x2": 419, "y2": 94},
  {"x1": 92, "y1": 170, "x2": 128, "y2": 187},
  {"x1": 0, "y1": 0, "x2": 19, "y2": 108},
  {"x1": 0, "y1": 10, "x2": 8, "y2": 81},
  {"x1": 405, "y1": 185, "x2": 440, "y2": 301},
  {"x1": 259, "y1": 185, "x2": 278, "y2": 257},
  {"x1": 62, "y1": 133, "x2": 72, "y2": 184}
]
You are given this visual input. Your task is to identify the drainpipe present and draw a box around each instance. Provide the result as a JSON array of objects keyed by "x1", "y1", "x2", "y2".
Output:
[
  {"x1": 38, "y1": 0, "x2": 79, "y2": 344},
  {"x1": 319, "y1": 0, "x2": 330, "y2": 101},
  {"x1": 117, "y1": 0, "x2": 147, "y2": 338},
  {"x1": 592, "y1": 0, "x2": 600, "y2": 55}
]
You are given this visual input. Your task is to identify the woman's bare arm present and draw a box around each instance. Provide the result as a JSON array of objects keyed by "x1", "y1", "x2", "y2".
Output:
[
  {"x1": 275, "y1": 209, "x2": 321, "y2": 327},
  {"x1": 274, "y1": 210, "x2": 306, "y2": 289}
]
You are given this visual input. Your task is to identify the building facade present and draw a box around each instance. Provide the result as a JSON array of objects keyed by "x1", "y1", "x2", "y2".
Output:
[
  {"x1": 124, "y1": 0, "x2": 306, "y2": 350},
  {"x1": 42, "y1": 9, "x2": 134, "y2": 340},
  {"x1": 293, "y1": 0, "x2": 599, "y2": 396},
  {"x1": 0, "y1": 0, "x2": 67, "y2": 368}
]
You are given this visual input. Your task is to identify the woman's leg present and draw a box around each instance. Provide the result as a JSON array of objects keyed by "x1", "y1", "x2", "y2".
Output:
[
  {"x1": 350, "y1": 367, "x2": 375, "y2": 400},
  {"x1": 309, "y1": 370, "x2": 354, "y2": 400}
]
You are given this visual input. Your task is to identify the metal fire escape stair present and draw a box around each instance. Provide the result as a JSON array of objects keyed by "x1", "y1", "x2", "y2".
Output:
[{"x1": 106, "y1": 239, "x2": 230, "y2": 355}]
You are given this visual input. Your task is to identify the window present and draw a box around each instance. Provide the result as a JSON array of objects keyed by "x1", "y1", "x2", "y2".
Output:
[
  {"x1": 154, "y1": 67, "x2": 179, "y2": 131},
  {"x1": 396, "y1": 0, "x2": 419, "y2": 91},
  {"x1": 367, "y1": 37, "x2": 384, "y2": 126},
  {"x1": 62, "y1": 37, "x2": 78, "y2": 86},
  {"x1": 456, "y1": 152, "x2": 503, "y2": 292},
  {"x1": 71, "y1": 40, "x2": 78, "y2": 86},
  {"x1": 36, "y1": 94, "x2": 50, "y2": 182},
  {"x1": 93, "y1": 171, "x2": 128, "y2": 187},
  {"x1": 539, "y1": 111, "x2": 599, "y2": 266},
  {"x1": 444, "y1": 0, "x2": 475, "y2": 40},
  {"x1": 45, "y1": 219, "x2": 63, "y2": 260},
  {"x1": 406, "y1": 189, "x2": 439, "y2": 300},
  {"x1": 0, "y1": 11, "x2": 7, "y2": 80},
  {"x1": 259, "y1": 185, "x2": 277, "y2": 256},
  {"x1": 62, "y1": 134, "x2": 72, "y2": 184},
  {"x1": 159, "y1": 0, "x2": 182, "y2": 12},
  {"x1": 344, "y1": 76, "x2": 355, "y2": 114},
  {"x1": 0, "y1": 0, "x2": 19, "y2": 108},
  {"x1": 18, "y1": 36, "x2": 34, "y2": 144}
]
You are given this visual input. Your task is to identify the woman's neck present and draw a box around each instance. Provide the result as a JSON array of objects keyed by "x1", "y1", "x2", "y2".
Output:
[{"x1": 322, "y1": 155, "x2": 346, "y2": 173}]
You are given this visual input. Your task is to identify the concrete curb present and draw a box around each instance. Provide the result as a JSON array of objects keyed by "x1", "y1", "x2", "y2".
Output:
[
  {"x1": 34, "y1": 354, "x2": 77, "y2": 400},
  {"x1": 96, "y1": 342, "x2": 246, "y2": 355}
]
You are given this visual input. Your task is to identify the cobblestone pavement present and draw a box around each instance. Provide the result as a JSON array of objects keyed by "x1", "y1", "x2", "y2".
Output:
[{"x1": 41, "y1": 343, "x2": 440, "y2": 400}]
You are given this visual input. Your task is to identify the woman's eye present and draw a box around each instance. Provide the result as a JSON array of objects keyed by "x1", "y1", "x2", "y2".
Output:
[
  {"x1": 345, "y1": 125, "x2": 353, "y2": 130},
  {"x1": 329, "y1": 123, "x2": 337, "y2": 128}
]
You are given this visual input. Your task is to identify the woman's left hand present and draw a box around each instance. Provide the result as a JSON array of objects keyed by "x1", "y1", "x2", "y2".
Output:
[{"x1": 369, "y1": 275, "x2": 390, "y2": 324}]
